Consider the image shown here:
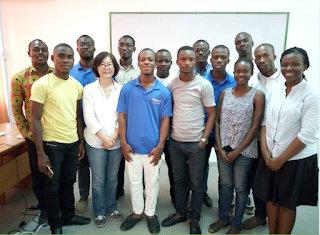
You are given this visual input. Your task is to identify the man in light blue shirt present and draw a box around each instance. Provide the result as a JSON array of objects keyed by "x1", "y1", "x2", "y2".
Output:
[
  {"x1": 193, "y1": 39, "x2": 213, "y2": 76},
  {"x1": 69, "y1": 35, "x2": 96, "y2": 214}
]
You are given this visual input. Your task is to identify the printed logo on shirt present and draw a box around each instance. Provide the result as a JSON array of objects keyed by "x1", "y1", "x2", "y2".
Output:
[{"x1": 152, "y1": 98, "x2": 161, "y2": 105}]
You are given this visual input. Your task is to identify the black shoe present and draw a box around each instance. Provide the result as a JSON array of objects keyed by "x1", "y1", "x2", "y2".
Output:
[
  {"x1": 203, "y1": 192, "x2": 213, "y2": 207},
  {"x1": 39, "y1": 210, "x2": 48, "y2": 225},
  {"x1": 30, "y1": 205, "x2": 39, "y2": 210},
  {"x1": 116, "y1": 190, "x2": 125, "y2": 200},
  {"x1": 120, "y1": 214, "x2": 142, "y2": 231},
  {"x1": 51, "y1": 227, "x2": 63, "y2": 234},
  {"x1": 147, "y1": 215, "x2": 160, "y2": 234},
  {"x1": 63, "y1": 215, "x2": 91, "y2": 226},
  {"x1": 161, "y1": 213, "x2": 187, "y2": 227},
  {"x1": 190, "y1": 221, "x2": 201, "y2": 234}
]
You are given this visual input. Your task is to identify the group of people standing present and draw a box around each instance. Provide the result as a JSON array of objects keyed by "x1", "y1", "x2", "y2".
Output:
[{"x1": 10, "y1": 31, "x2": 318, "y2": 235}]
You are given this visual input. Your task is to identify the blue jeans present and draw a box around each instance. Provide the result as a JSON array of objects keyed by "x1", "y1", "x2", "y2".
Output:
[
  {"x1": 218, "y1": 146, "x2": 253, "y2": 228},
  {"x1": 86, "y1": 143, "x2": 122, "y2": 216},
  {"x1": 168, "y1": 138, "x2": 206, "y2": 221},
  {"x1": 43, "y1": 141, "x2": 79, "y2": 230}
]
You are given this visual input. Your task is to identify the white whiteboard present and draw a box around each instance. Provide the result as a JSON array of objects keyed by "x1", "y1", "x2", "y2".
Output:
[{"x1": 110, "y1": 12, "x2": 289, "y2": 76}]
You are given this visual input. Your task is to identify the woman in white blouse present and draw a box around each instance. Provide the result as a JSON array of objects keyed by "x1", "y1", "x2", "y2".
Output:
[
  {"x1": 83, "y1": 52, "x2": 123, "y2": 228},
  {"x1": 254, "y1": 47, "x2": 319, "y2": 234}
]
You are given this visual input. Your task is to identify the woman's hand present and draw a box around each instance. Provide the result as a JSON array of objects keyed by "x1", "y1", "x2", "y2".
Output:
[
  {"x1": 266, "y1": 157, "x2": 285, "y2": 172},
  {"x1": 218, "y1": 148, "x2": 232, "y2": 163},
  {"x1": 101, "y1": 136, "x2": 115, "y2": 149},
  {"x1": 226, "y1": 150, "x2": 240, "y2": 162}
]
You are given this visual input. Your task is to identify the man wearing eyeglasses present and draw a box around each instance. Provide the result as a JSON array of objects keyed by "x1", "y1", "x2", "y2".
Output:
[
  {"x1": 115, "y1": 35, "x2": 141, "y2": 200},
  {"x1": 115, "y1": 35, "x2": 141, "y2": 85},
  {"x1": 193, "y1": 40, "x2": 213, "y2": 76},
  {"x1": 69, "y1": 35, "x2": 96, "y2": 214}
]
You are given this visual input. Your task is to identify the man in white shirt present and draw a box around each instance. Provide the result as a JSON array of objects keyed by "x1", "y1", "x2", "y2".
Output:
[
  {"x1": 115, "y1": 35, "x2": 141, "y2": 85},
  {"x1": 155, "y1": 49, "x2": 175, "y2": 86},
  {"x1": 154, "y1": 49, "x2": 176, "y2": 206},
  {"x1": 115, "y1": 35, "x2": 141, "y2": 200},
  {"x1": 242, "y1": 43, "x2": 285, "y2": 230}
]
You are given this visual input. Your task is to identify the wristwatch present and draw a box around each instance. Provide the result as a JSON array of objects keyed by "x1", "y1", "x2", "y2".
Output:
[{"x1": 201, "y1": 138, "x2": 208, "y2": 145}]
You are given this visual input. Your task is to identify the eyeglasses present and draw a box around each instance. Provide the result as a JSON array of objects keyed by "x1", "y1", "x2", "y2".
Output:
[
  {"x1": 119, "y1": 44, "x2": 133, "y2": 49},
  {"x1": 195, "y1": 48, "x2": 209, "y2": 53},
  {"x1": 99, "y1": 63, "x2": 114, "y2": 69},
  {"x1": 78, "y1": 43, "x2": 93, "y2": 48},
  {"x1": 234, "y1": 70, "x2": 250, "y2": 75}
]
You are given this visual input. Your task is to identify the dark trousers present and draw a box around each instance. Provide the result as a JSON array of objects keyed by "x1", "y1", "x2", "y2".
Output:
[
  {"x1": 164, "y1": 140, "x2": 175, "y2": 204},
  {"x1": 168, "y1": 138, "x2": 206, "y2": 221},
  {"x1": 248, "y1": 142, "x2": 267, "y2": 218},
  {"x1": 77, "y1": 150, "x2": 90, "y2": 199},
  {"x1": 117, "y1": 156, "x2": 125, "y2": 193},
  {"x1": 25, "y1": 138, "x2": 46, "y2": 210},
  {"x1": 203, "y1": 137, "x2": 215, "y2": 192},
  {"x1": 44, "y1": 141, "x2": 79, "y2": 230}
]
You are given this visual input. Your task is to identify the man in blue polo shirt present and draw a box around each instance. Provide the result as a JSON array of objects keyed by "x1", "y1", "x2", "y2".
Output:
[
  {"x1": 202, "y1": 45, "x2": 236, "y2": 210},
  {"x1": 117, "y1": 48, "x2": 172, "y2": 234},
  {"x1": 69, "y1": 35, "x2": 96, "y2": 213}
]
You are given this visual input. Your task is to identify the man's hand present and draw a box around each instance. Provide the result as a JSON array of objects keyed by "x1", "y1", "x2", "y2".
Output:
[
  {"x1": 148, "y1": 146, "x2": 162, "y2": 166},
  {"x1": 198, "y1": 141, "x2": 206, "y2": 149},
  {"x1": 78, "y1": 141, "x2": 85, "y2": 161},
  {"x1": 38, "y1": 153, "x2": 51, "y2": 175},
  {"x1": 121, "y1": 143, "x2": 135, "y2": 162}
]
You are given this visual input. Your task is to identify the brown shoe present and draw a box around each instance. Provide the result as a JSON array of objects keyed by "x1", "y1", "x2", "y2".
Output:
[
  {"x1": 208, "y1": 220, "x2": 229, "y2": 233},
  {"x1": 242, "y1": 216, "x2": 267, "y2": 229},
  {"x1": 226, "y1": 226, "x2": 241, "y2": 234}
]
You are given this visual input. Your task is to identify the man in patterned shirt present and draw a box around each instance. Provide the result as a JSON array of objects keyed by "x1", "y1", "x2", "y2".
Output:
[{"x1": 11, "y1": 39, "x2": 54, "y2": 224}]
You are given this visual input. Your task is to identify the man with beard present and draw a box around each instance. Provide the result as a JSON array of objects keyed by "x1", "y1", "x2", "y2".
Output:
[
  {"x1": 226, "y1": 32, "x2": 258, "y2": 77},
  {"x1": 11, "y1": 39, "x2": 54, "y2": 225},
  {"x1": 115, "y1": 35, "x2": 141, "y2": 200},
  {"x1": 193, "y1": 40, "x2": 212, "y2": 76},
  {"x1": 70, "y1": 35, "x2": 96, "y2": 213}
]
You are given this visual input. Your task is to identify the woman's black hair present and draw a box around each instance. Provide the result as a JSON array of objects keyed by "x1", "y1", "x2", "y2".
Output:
[
  {"x1": 280, "y1": 47, "x2": 309, "y2": 80},
  {"x1": 92, "y1": 51, "x2": 119, "y2": 78},
  {"x1": 234, "y1": 58, "x2": 254, "y2": 75}
]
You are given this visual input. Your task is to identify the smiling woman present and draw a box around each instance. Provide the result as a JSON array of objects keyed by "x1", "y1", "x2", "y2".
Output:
[{"x1": 212, "y1": 58, "x2": 265, "y2": 234}]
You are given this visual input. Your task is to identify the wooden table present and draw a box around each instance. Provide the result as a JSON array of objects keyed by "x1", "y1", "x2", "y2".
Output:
[{"x1": 0, "y1": 123, "x2": 31, "y2": 204}]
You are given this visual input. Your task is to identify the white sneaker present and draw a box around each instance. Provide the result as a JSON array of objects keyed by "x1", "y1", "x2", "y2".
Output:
[
  {"x1": 95, "y1": 215, "x2": 106, "y2": 228},
  {"x1": 108, "y1": 210, "x2": 124, "y2": 221}
]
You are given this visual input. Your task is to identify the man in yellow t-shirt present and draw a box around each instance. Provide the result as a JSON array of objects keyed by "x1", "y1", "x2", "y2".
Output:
[{"x1": 31, "y1": 43, "x2": 90, "y2": 234}]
